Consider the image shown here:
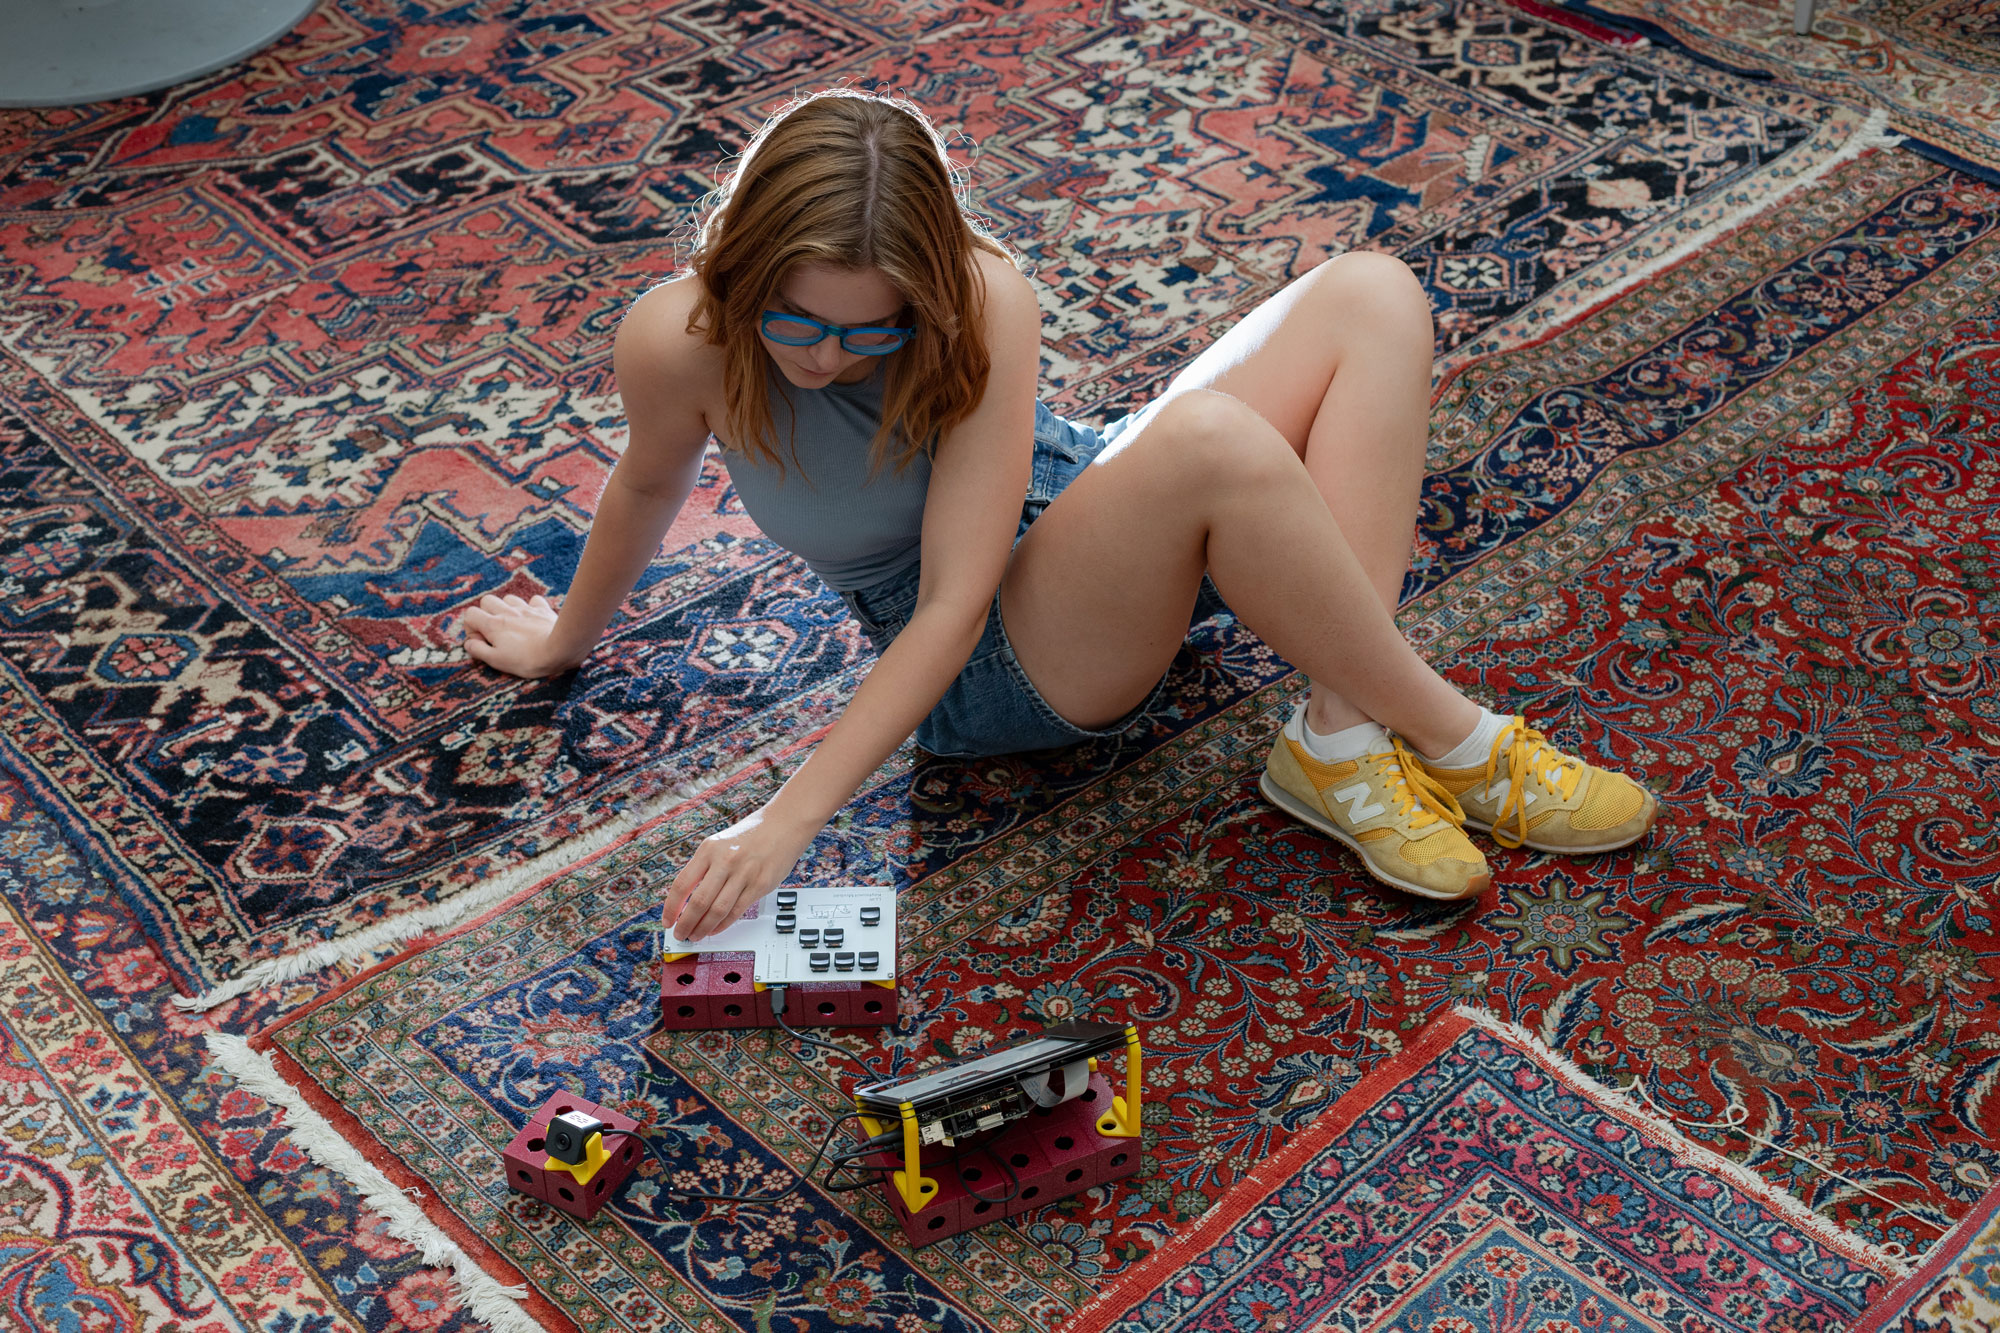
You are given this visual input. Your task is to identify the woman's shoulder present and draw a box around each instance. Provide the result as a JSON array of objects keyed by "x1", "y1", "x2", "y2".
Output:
[
  {"x1": 972, "y1": 246, "x2": 1036, "y2": 310},
  {"x1": 615, "y1": 275, "x2": 727, "y2": 395}
]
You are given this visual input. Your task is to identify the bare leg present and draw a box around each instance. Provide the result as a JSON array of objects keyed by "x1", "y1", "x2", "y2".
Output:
[
  {"x1": 1157, "y1": 252, "x2": 1435, "y2": 735},
  {"x1": 999, "y1": 388, "x2": 1479, "y2": 757}
]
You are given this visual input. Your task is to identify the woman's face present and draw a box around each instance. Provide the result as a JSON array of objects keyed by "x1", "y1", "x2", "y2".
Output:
[{"x1": 761, "y1": 264, "x2": 908, "y2": 388}]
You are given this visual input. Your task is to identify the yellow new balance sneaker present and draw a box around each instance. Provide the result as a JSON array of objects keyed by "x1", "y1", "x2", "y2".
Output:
[
  {"x1": 1421, "y1": 715, "x2": 1658, "y2": 854},
  {"x1": 1259, "y1": 710, "x2": 1492, "y2": 902}
]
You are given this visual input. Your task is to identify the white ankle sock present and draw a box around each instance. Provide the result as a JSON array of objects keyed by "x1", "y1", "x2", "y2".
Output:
[
  {"x1": 1424, "y1": 707, "x2": 1511, "y2": 768},
  {"x1": 1288, "y1": 705, "x2": 1391, "y2": 761}
]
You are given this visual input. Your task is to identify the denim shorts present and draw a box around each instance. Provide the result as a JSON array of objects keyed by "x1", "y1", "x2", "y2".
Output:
[{"x1": 837, "y1": 400, "x2": 1230, "y2": 758}]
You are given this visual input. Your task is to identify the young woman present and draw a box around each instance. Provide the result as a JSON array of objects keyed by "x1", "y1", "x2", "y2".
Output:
[{"x1": 462, "y1": 89, "x2": 1657, "y2": 939}]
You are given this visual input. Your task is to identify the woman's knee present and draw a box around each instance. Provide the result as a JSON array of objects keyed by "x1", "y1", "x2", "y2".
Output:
[
  {"x1": 1145, "y1": 389, "x2": 1299, "y2": 491},
  {"x1": 1308, "y1": 251, "x2": 1434, "y2": 342}
]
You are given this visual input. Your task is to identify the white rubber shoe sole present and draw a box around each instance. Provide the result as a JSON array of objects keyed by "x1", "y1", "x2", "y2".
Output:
[{"x1": 1259, "y1": 773, "x2": 1491, "y2": 902}]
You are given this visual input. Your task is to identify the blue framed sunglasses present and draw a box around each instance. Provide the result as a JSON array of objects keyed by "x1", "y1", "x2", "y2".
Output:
[{"x1": 761, "y1": 310, "x2": 916, "y2": 356}]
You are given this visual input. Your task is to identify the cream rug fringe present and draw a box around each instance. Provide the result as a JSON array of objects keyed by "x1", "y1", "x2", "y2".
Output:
[
  {"x1": 203, "y1": 1032, "x2": 548, "y2": 1332},
  {"x1": 1439, "y1": 106, "x2": 1904, "y2": 377},
  {"x1": 1547, "y1": 107, "x2": 1903, "y2": 316},
  {"x1": 177, "y1": 737, "x2": 792, "y2": 1012},
  {"x1": 1452, "y1": 1005, "x2": 1914, "y2": 1278}
]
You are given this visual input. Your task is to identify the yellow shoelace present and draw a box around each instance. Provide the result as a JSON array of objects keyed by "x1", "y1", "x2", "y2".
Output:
[
  {"x1": 1372, "y1": 737, "x2": 1469, "y2": 831},
  {"x1": 1481, "y1": 716, "x2": 1583, "y2": 848}
]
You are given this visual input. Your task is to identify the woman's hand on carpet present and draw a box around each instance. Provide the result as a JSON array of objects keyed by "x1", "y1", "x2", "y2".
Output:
[
  {"x1": 665, "y1": 807, "x2": 814, "y2": 942},
  {"x1": 462, "y1": 593, "x2": 571, "y2": 678}
]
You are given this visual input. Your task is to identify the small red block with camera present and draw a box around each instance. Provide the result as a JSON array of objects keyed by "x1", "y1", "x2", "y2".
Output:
[{"x1": 502, "y1": 1091, "x2": 644, "y2": 1222}]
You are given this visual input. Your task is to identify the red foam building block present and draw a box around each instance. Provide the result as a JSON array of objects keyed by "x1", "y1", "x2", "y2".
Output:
[
  {"x1": 502, "y1": 1092, "x2": 644, "y2": 1223},
  {"x1": 858, "y1": 1071, "x2": 1143, "y2": 1247},
  {"x1": 658, "y1": 951, "x2": 895, "y2": 1030}
]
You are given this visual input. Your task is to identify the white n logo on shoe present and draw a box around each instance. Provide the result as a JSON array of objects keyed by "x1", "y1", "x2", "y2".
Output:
[
  {"x1": 1479, "y1": 777, "x2": 1535, "y2": 807},
  {"x1": 1330, "y1": 782, "x2": 1385, "y2": 824}
]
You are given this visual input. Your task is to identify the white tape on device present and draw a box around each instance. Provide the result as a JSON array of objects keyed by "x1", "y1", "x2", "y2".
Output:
[{"x1": 663, "y1": 884, "x2": 897, "y2": 986}]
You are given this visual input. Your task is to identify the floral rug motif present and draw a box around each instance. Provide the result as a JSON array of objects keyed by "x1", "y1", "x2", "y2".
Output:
[
  {"x1": 0, "y1": 773, "x2": 484, "y2": 1333},
  {"x1": 0, "y1": 0, "x2": 1867, "y2": 994},
  {"x1": 247, "y1": 144, "x2": 2000, "y2": 1333},
  {"x1": 1513, "y1": 0, "x2": 2000, "y2": 181},
  {"x1": 1069, "y1": 1009, "x2": 1901, "y2": 1333},
  {"x1": 1855, "y1": 1184, "x2": 2000, "y2": 1332}
]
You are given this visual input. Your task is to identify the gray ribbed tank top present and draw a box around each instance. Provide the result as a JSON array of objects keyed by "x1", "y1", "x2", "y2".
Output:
[{"x1": 719, "y1": 363, "x2": 931, "y2": 592}]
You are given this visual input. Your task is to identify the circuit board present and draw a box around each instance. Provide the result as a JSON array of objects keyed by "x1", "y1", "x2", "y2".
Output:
[{"x1": 662, "y1": 884, "x2": 897, "y2": 985}]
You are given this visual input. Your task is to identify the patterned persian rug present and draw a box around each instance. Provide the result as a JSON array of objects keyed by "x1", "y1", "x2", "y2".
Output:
[
  {"x1": 1855, "y1": 1185, "x2": 2000, "y2": 1332},
  {"x1": 239, "y1": 144, "x2": 2000, "y2": 1331},
  {"x1": 0, "y1": 0, "x2": 1883, "y2": 1004},
  {"x1": 1068, "y1": 1008, "x2": 1903, "y2": 1333},
  {"x1": 0, "y1": 773, "x2": 480, "y2": 1333},
  {"x1": 1514, "y1": 0, "x2": 2000, "y2": 181}
]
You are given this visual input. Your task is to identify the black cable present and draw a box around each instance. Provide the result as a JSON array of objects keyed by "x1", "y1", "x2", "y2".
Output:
[
  {"x1": 564, "y1": 986, "x2": 916, "y2": 1208},
  {"x1": 600, "y1": 1110, "x2": 873, "y2": 1205},
  {"x1": 769, "y1": 984, "x2": 858, "y2": 1062},
  {"x1": 949, "y1": 1131, "x2": 1022, "y2": 1206}
]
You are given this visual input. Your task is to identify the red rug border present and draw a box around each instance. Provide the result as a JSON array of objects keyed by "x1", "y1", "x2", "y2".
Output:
[
  {"x1": 242, "y1": 726, "x2": 836, "y2": 1332},
  {"x1": 251, "y1": 724, "x2": 823, "y2": 1050},
  {"x1": 1068, "y1": 1003, "x2": 1911, "y2": 1332},
  {"x1": 257, "y1": 1037, "x2": 586, "y2": 1333},
  {"x1": 1068, "y1": 1008, "x2": 1478, "y2": 1333},
  {"x1": 1496, "y1": 0, "x2": 1647, "y2": 45},
  {"x1": 245, "y1": 731, "x2": 827, "y2": 1333},
  {"x1": 1849, "y1": 1183, "x2": 2000, "y2": 1333}
]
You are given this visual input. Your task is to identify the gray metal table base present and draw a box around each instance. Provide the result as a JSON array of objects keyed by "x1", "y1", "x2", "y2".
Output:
[{"x1": 1, "y1": 0, "x2": 317, "y2": 108}]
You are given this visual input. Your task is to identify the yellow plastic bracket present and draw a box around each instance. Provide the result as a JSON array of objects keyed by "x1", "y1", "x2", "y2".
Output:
[
  {"x1": 867, "y1": 977, "x2": 896, "y2": 990},
  {"x1": 1096, "y1": 1025, "x2": 1143, "y2": 1139},
  {"x1": 851, "y1": 1102, "x2": 938, "y2": 1215},
  {"x1": 543, "y1": 1131, "x2": 610, "y2": 1186},
  {"x1": 661, "y1": 951, "x2": 696, "y2": 964},
  {"x1": 892, "y1": 1102, "x2": 938, "y2": 1213}
]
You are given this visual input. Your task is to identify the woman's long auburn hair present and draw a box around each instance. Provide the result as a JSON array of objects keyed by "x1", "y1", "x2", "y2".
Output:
[{"x1": 682, "y1": 89, "x2": 1021, "y2": 476}]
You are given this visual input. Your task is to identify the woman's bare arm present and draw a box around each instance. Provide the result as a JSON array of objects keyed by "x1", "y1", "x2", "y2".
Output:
[{"x1": 463, "y1": 281, "x2": 714, "y2": 677}]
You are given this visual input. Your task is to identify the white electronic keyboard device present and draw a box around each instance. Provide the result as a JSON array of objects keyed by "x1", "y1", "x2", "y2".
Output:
[{"x1": 663, "y1": 884, "x2": 898, "y2": 986}]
